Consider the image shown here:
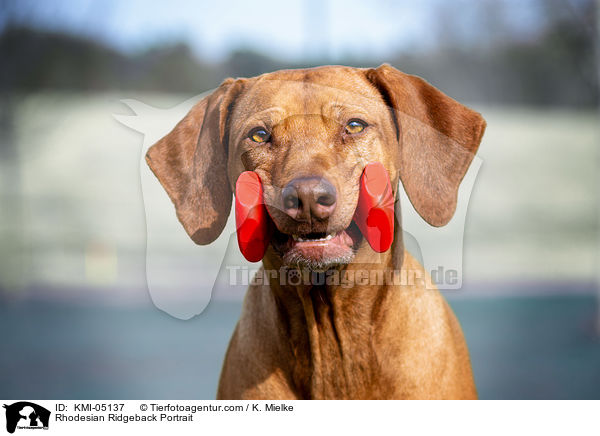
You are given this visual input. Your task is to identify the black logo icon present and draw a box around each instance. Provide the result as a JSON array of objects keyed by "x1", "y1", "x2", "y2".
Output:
[{"x1": 3, "y1": 402, "x2": 50, "y2": 434}]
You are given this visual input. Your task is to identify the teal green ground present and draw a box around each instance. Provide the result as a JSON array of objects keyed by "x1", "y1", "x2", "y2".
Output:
[{"x1": 1, "y1": 292, "x2": 598, "y2": 399}]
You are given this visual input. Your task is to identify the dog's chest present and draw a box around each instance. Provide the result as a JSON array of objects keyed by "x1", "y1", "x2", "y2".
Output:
[{"x1": 287, "y1": 287, "x2": 395, "y2": 399}]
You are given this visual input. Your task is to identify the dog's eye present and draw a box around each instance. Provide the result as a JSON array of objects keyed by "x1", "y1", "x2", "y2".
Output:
[
  {"x1": 345, "y1": 119, "x2": 367, "y2": 134},
  {"x1": 249, "y1": 128, "x2": 270, "y2": 143}
]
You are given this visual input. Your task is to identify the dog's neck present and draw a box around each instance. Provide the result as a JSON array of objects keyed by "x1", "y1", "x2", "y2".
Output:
[{"x1": 260, "y1": 213, "x2": 404, "y2": 399}]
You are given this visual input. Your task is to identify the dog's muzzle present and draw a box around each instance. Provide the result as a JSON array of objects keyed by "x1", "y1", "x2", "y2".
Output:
[{"x1": 234, "y1": 162, "x2": 395, "y2": 262}]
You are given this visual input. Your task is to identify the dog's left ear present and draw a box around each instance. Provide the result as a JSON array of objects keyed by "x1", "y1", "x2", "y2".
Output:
[
  {"x1": 365, "y1": 64, "x2": 486, "y2": 227},
  {"x1": 146, "y1": 78, "x2": 245, "y2": 244}
]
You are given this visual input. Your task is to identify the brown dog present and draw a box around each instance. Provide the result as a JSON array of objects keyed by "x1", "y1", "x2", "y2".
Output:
[{"x1": 146, "y1": 64, "x2": 486, "y2": 399}]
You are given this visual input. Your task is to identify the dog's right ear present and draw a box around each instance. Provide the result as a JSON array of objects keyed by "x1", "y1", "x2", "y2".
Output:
[
  {"x1": 365, "y1": 64, "x2": 486, "y2": 227},
  {"x1": 146, "y1": 79, "x2": 245, "y2": 245}
]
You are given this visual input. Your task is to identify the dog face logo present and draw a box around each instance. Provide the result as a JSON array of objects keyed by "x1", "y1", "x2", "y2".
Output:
[{"x1": 3, "y1": 402, "x2": 50, "y2": 434}]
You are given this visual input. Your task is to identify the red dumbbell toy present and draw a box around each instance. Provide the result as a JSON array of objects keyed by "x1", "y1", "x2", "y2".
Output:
[
  {"x1": 353, "y1": 162, "x2": 395, "y2": 252},
  {"x1": 235, "y1": 162, "x2": 394, "y2": 261},
  {"x1": 235, "y1": 171, "x2": 271, "y2": 262}
]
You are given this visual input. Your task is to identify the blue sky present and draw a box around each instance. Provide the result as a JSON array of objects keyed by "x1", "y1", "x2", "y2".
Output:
[{"x1": 3, "y1": 0, "x2": 547, "y2": 61}]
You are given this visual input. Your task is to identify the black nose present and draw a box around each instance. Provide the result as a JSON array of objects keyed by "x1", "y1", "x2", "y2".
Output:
[{"x1": 281, "y1": 177, "x2": 337, "y2": 221}]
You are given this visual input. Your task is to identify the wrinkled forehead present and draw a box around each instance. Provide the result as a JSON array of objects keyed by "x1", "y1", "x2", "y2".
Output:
[{"x1": 233, "y1": 69, "x2": 386, "y2": 122}]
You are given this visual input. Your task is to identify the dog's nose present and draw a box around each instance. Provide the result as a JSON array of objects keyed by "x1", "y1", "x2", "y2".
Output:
[{"x1": 281, "y1": 177, "x2": 337, "y2": 221}]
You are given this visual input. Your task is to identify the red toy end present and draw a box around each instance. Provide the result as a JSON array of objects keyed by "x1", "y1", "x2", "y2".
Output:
[
  {"x1": 353, "y1": 162, "x2": 395, "y2": 252},
  {"x1": 235, "y1": 171, "x2": 270, "y2": 262}
]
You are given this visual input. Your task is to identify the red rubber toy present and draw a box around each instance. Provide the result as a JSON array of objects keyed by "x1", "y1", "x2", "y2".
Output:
[
  {"x1": 235, "y1": 171, "x2": 271, "y2": 262},
  {"x1": 353, "y1": 162, "x2": 395, "y2": 252},
  {"x1": 235, "y1": 163, "x2": 394, "y2": 261}
]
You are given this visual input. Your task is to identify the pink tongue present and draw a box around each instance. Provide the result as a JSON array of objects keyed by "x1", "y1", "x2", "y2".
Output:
[
  {"x1": 235, "y1": 171, "x2": 271, "y2": 262},
  {"x1": 352, "y1": 162, "x2": 395, "y2": 252}
]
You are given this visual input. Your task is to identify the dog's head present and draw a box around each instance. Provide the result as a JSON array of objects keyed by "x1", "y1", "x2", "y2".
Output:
[{"x1": 146, "y1": 64, "x2": 486, "y2": 270}]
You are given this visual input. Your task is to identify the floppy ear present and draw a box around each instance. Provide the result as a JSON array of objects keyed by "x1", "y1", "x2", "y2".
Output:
[
  {"x1": 145, "y1": 78, "x2": 244, "y2": 244},
  {"x1": 365, "y1": 64, "x2": 486, "y2": 227}
]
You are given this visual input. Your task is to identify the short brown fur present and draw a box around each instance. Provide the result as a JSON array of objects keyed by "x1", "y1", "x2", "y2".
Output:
[{"x1": 147, "y1": 64, "x2": 486, "y2": 399}]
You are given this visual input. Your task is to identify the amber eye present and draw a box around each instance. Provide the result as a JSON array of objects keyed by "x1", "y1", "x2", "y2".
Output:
[
  {"x1": 249, "y1": 128, "x2": 270, "y2": 143},
  {"x1": 345, "y1": 119, "x2": 367, "y2": 134}
]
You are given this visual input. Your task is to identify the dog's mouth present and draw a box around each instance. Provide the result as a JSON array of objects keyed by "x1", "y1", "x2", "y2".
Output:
[
  {"x1": 235, "y1": 163, "x2": 394, "y2": 266},
  {"x1": 271, "y1": 221, "x2": 362, "y2": 270}
]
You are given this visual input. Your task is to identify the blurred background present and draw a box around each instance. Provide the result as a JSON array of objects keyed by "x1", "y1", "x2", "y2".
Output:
[{"x1": 0, "y1": 0, "x2": 599, "y2": 399}]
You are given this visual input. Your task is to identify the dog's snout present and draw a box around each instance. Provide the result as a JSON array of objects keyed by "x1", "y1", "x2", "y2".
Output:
[{"x1": 281, "y1": 177, "x2": 337, "y2": 221}]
